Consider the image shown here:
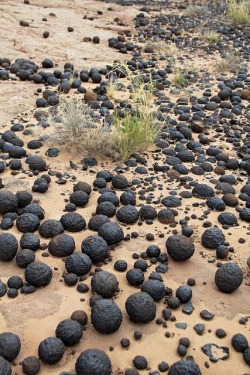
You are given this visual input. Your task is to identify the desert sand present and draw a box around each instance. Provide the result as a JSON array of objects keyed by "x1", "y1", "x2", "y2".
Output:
[{"x1": 0, "y1": 0, "x2": 250, "y2": 374}]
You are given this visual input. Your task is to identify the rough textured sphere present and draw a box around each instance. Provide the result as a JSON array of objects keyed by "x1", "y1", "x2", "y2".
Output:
[
  {"x1": 141, "y1": 279, "x2": 165, "y2": 301},
  {"x1": 25, "y1": 261, "x2": 52, "y2": 287},
  {"x1": 16, "y1": 213, "x2": 40, "y2": 233},
  {"x1": 0, "y1": 356, "x2": 12, "y2": 375},
  {"x1": 0, "y1": 332, "x2": 21, "y2": 361},
  {"x1": 168, "y1": 359, "x2": 201, "y2": 375},
  {"x1": 39, "y1": 219, "x2": 64, "y2": 238},
  {"x1": 0, "y1": 233, "x2": 18, "y2": 261},
  {"x1": 192, "y1": 183, "x2": 214, "y2": 199},
  {"x1": 91, "y1": 270, "x2": 118, "y2": 297},
  {"x1": 91, "y1": 299, "x2": 123, "y2": 334},
  {"x1": 166, "y1": 235, "x2": 195, "y2": 261},
  {"x1": 215, "y1": 263, "x2": 243, "y2": 293},
  {"x1": 201, "y1": 227, "x2": 225, "y2": 249},
  {"x1": 60, "y1": 212, "x2": 86, "y2": 232},
  {"x1": 125, "y1": 292, "x2": 156, "y2": 323},
  {"x1": 75, "y1": 349, "x2": 112, "y2": 375},
  {"x1": 231, "y1": 333, "x2": 248, "y2": 352},
  {"x1": 38, "y1": 337, "x2": 65, "y2": 365},
  {"x1": 0, "y1": 190, "x2": 18, "y2": 214},
  {"x1": 65, "y1": 253, "x2": 92, "y2": 276},
  {"x1": 98, "y1": 222, "x2": 124, "y2": 245},
  {"x1": 48, "y1": 234, "x2": 75, "y2": 258},
  {"x1": 116, "y1": 205, "x2": 139, "y2": 224},
  {"x1": 81, "y1": 235, "x2": 109, "y2": 263},
  {"x1": 22, "y1": 356, "x2": 41, "y2": 375},
  {"x1": 55, "y1": 319, "x2": 83, "y2": 346}
]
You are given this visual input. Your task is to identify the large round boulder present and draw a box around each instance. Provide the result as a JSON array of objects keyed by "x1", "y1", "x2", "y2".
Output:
[
  {"x1": 91, "y1": 299, "x2": 123, "y2": 334},
  {"x1": 166, "y1": 235, "x2": 195, "y2": 261},
  {"x1": 215, "y1": 262, "x2": 243, "y2": 293},
  {"x1": 75, "y1": 349, "x2": 112, "y2": 375},
  {"x1": 125, "y1": 292, "x2": 156, "y2": 323}
]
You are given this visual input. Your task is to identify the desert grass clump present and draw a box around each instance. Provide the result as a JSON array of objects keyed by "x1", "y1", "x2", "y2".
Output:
[
  {"x1": 49, "y1": 98, "x2": 115, "y2": 157},
  {"x1": 201, "y1": 31, "x2": 220, "y2": 43},
  {"x1": 113, "y1": 109, "x2": 162, "y2": 161},
  {"x1": 172, "y1": 71, "x2": 187, "y2": 87},
  {"x1": 227, "y1": 0, "x2": 250, "y2": 24},
  {"x1": 212, "y1": 50, "x2": 243, "y2": 73},
  {"x1": 184, "y1": 4, "x2": 210, "y2": 16}
]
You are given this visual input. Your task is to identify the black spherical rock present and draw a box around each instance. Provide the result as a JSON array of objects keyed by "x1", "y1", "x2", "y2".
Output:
[
  {"x1": 98, "y1": 222, "x2": 124, "y2": 245},
  {"x1": 168, "y1": 359, "x2": 201, "y2": 375},
  {"x1": 116, "y1": 205, "x2": 139, "y2": 224},
  {"x1": 91, "y1": 270, "x2": 118, "y2": 297},
  {"x1": 38, "y1": 337, "x2": 65, "y2": 365},
  {"x1": 0, "y1": 356, "x2": 12, "y2": 375},
  {"x1": 70, "y1": 191, "x2": 89, "y2": 207},
  {"x1": 20, "y1": 233, "x2": 40, "y2": 251},
  {"x1": 88, "y1": 214, "x2": 110, "y2": 231},
  {"x1": 75, "y1": 349, "x2": 112, "y2": 375},
  {"x1": 39, "y1": 219, "x2": 64, "y2": 238},
  {"x1": 91, "y1": 299, "x2": 123, "y2": 334},
  {"x1": 112, "y1": 175, "x2": 129, "y2": 190},
  {"x1": 48, "y1": 234, "x2": 75, "y2": 258},
  {"x1": 16, "y1": 249, "x2": 35, "y2": 268},
  {"x1": 22, "y1": 356, "x2": 41, "y2": 375},
  {"x1": 201, "y1": 227, "x2": 225, "y2": 249},
  {"x1": 192, "y1": 183, "x2": 214, "y2": 199},
  {"x1": 231, "y1": 333, "x2": 248, "y2": 352},
  {"x1": 65, "y1": 253, "x2": 92, "y2": 276},
  {"x1": 0, "y1": 190, "x2": 18, "y2": 214},
  {"x1": 96, "y1": 202, "x2": 116, "y2": 217},
  {"x1": 81, "y1": 235, "x2": 109, "y2": 263},
  {"x1": 25, "y1": 261, "x2": 52, "y2": 287},
  {"x1": 126, "y1": 268, "x2": 144, "y2": 287},
  {"x1": 0, "y1": 233, "x2": 18, "y2": 261},
  {"x1": 176, "y1": 285, "x2": 192, "y2": 303},
  {"x1": 16, "y1": 213, "x2": 40, "y2": 233},
  {"x1": 166, "y1": 235, "x2": 195, "y2": 261},
  {"x1": 125, "y1": 292, "x2": 156, "y2": 323},
  {"x1": 215, "y1": 262, "x2": 243, "y2": 293},
  {"x1": 141, "y1": 279, "x2": 165, "y2": 301},
  {"x1": 0, "y1": 332, "x2": 21, "y2": 361},
  {"x1": 243, "y1": 347, "x2": 250, "y2": 366},
  {"x1": 60, "y1": 212, "x2": 86, "y2": 232},
  {"x1": 55, "y1": 319, "x2": 83, "y2": 346}
]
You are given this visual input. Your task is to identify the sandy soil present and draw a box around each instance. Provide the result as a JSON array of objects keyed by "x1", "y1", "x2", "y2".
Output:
[{"x1": 0, "y1": 1, "x2": 250, "y2": 375}]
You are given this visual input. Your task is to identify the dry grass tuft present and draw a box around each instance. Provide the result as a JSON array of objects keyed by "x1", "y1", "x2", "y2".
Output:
[
  {"x1": 227, "y1": 0, "x2": 250, "y2": 24},
  {"x1": 184, "y1": 4, "x2": 211, "y2": 16},
  {"x1": 212, "y1": 50, "x2": 243, "y2": 73},
  {"x1": 49, "y1": 98, "x2": 115, "y2": 157}
]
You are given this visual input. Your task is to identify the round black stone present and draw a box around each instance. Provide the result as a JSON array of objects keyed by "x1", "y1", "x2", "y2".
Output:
[
  {"x1": 16, "y1": 213, "x2": 40, "y2": 233},
  {"x1": 25, "y1": 261, "x2": 52, "y2": 287},
  {"x1": 125, "y1": 292, "x2": 156, "y2": 323},
  {"x1": 20, "y1": 232, "x2": 40, "y2": 251},
  {"x1": 55, "y1": 319, "x2": 83, "y2": 346},
  {"x1": 0, "y1": 332, "x2": 21, "y2": 361},
  {"x1": 0, "y1": 190, "x2": 18, "y2": 214},
  {"x1": 166, "y1": 235, "x2": 195, "y2": 261},
  {"x1": 116, "y1": 205, "x2": 139, "y2": 224},
  {"x1": 168, "y1": 359, "x2": 201, "y2": 375},
  {"x1": 65, "y1": 253, "x2": 92, "y2": 276},
  {"x1": 39, "y1": 219, "x2": 64, "y2": 238},
  {"x1": 81, "y1": 235, "x2": 109, "y2": 263},
  {"x1": 231, "y1": 333, "x2": 248, "y2": 352},
  {"x1": 91, "y1": 270, "x2": 118, "y2": 297},
  {"x1": 91, "y1": 299, "x2": 123, "y2": 334},
  {"x1": 126, "y1": 268, "x2": 144, "y2": 286},
  {"x1": 75, "y1": 349, "x2": 112, "y2": 375},
  {"x1": 176, "y1": 285, "x2": 192, "y2": 303},
  {"x1": 215, "y1": 262, "x2": 243, "y2": 293},
  {"x1": 38, "y1": 337, "x2": 65, "y2": 365},
  {"x1": 98, "y1": 222, "x2": 124, "y2": 245},
  {"x1": 201, "y1": 227, "x2": 225, "y2": 249},
  {"x1": 22, "y1": 356, "x2": 41, "y2": 375},
  {"x1": 141, "y1": 279, "x2": 165, "y2": 301},
  {"x1": 48, "y1": 234, "x2": 75, "y2": 257},
  {"x1": 0, "y1": 233, "x2": 18, "y2": 261}
]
